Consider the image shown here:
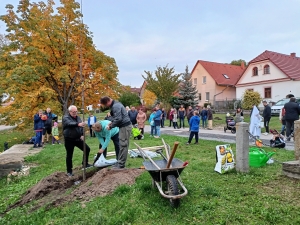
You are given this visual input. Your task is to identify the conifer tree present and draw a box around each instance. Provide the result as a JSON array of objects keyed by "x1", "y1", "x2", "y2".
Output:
[{"x1": 174, "y1": 66, "x2": 198, "y2": 109}]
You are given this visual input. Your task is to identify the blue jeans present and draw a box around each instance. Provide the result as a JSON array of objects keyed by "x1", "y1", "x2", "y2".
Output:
[
  {"x1": 34, "y1": 131, "x2": 42, "y2": 146},
  {"x1": 202, "y1": 118, "x2": 207, "y2": 128},
  {"x1": 156, "y1": 126, "x2": 161, "y2": 136},
  {"x1": 151, "y1": 126, "x2": 157, "y2": 136},
  {"x1": 179, "y1": 117, "x2": 185, "y2": 128}
]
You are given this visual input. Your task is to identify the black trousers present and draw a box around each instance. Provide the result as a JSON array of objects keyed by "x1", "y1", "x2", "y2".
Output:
[
  {"x1": 264, "y1": 117, "x2": 271, "y2": 133},
  {"x1": 169, "y1": 119, "x2": 172, "y2": 127},
  {"x1": 65, "y1": 139, "x2": 90, "y2": 173},
  {"x1": 286, "y1": 119, "x2": 295, "y2": 139},
  {"x1": 98, "y1": 133, "x2": 120, "y2": 160},
  {"x1": 173, "y1": 122, "x2": 178, "y2": 129},
  {"x1": 188, "y1": 131, "x2": 199, "y2": 143},
  {"x1": 161, "y1": 118, "x2": 165, "y2": 127},
  {"x1": 89, "y1": 125, "x2": 95, "y2": 137}
]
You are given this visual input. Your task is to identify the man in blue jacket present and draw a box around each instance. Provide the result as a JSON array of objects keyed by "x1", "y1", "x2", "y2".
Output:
[
  {"x1": 92, "y1": 120, "x2": 120, "y2": 159},
  {"x1": 100, "y1": 96, "x2": 132, "y2": 169},
  {"x1": 186, "y1": 111, "x2": 200, "y2": 145},
  {"x1": 128, "y1": 107, "x2": 138, "y2": 125}
]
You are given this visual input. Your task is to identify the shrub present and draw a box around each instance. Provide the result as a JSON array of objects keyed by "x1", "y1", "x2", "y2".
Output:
[{"x1": 241, "y1": 90, "x2": 262, "y2": 109}]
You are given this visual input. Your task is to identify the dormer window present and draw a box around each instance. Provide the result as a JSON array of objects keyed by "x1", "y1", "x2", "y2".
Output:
[
  {"x1": 252, "y1": 67, "x2": 258, "y2": 76},
  {"x1": 264, "y1": 65, "x2": 270, "y2": 74}
]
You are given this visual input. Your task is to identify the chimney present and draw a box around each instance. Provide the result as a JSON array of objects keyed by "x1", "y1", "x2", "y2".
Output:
[
  {"x1": 241, "y1": 61, "x2": 245, "y2": 70},
  {"x1": 291, "y1": 52, "x2": 296, "y2": 57}
]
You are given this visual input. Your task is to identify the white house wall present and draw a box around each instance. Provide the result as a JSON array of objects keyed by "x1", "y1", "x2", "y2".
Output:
[
  {"x1": 237, "y1": 60, "x2": 287, "y2": 85},
  {"x1": 236, "y1": 80, "x2": 300, "y2": 103},
  {"x1": 236, "y1": 59, "x2": 299, "y2": 103}
]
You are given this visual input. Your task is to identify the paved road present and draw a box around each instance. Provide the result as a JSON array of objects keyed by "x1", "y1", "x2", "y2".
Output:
[
  {"x1": 0, "y1": 125, "x2": 16, "y2": 132},
  {"x1": 143, "y1": 125, "x2": 294, "y2": 151}
]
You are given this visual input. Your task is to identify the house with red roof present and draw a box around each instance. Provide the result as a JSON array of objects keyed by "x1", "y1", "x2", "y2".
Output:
[
  {"x1": 236, "y1": 50, "x2": 300, "y2": 103},
  {"x1": 190, "y1": 60, "x2": 245, "y2": 106}
]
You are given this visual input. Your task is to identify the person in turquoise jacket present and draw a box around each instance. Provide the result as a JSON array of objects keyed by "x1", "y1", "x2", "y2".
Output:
[{"x1": 92, "y1": 120, "x2": 119, "y2": 159}]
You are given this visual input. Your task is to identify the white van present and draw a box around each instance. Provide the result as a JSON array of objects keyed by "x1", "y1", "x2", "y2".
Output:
[{"x1": 271, "y1": 97, "x2": 300, "y2": 116}]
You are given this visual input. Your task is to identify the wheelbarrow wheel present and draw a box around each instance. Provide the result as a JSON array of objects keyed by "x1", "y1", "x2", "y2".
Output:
[
  {"x1": 231, "y1": 128, "x2": 236, "y2": 134},
  {"x1": 166, "y1": 175, "x2": 180, "y2": 208}
]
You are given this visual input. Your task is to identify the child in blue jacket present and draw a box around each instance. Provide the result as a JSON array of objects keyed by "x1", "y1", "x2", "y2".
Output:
[{"x1": 186, "y1": 111, "x2": 200, "y2": 145}]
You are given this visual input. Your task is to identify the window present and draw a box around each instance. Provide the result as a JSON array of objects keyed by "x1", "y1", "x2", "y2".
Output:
[
  {"x1": 193, "y1": 78, "x2": 197, "y2": 85},
  {"x1": 198, "y1": 93, "x2": 201, "y2": 101},
  {"x1": 252, "y1": 67, "x2": 258, "y2": 76},
  {"x1": 264, "y1": 65, "x2": 270, "y2": 74},
  {"x1": 202, "y1": 76, "x2": 206, "y2": 84},
  {"x1": 223, "y1": 74, "x2": 229, "y2": 79},
  {"x1": 264, "y1": 87, "x2": 271, "y2": 98},
  {"x1": 206, "y1": 92, "x2": 210, "y2": 101}
]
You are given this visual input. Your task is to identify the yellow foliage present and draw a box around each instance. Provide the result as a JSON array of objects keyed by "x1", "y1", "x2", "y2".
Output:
[
  {"x1": 142, "y1": 90, "x2": 157, "y2": 108},
  {"x1": 0, "y1": 0, "x2": 120, "y2": 126}
]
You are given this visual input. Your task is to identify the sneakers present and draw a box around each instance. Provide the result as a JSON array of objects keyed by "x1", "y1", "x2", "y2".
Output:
[
  {"x1": 263, "y1": 132, "x2": 268, "y2": 136},
  {"x1": 194, "y1": 142, "x2": 199, "y2": 144},
  {"x1": 67, "y1": 172, "x2": 74, "y2": 177},
  {"x1": 186, "y1": 142, "x2": 190, "y2": 145},
  {"x1": 33, "y1": 145, "x2": 38, "y2": 148},
  {"x1": 154, "y1": 136, "x2": 160, "y2": 138}
]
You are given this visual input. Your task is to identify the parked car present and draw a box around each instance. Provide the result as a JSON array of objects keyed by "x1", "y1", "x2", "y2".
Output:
[{"x1": 271, "y1": 97, "x2": 300, "y2": 116}]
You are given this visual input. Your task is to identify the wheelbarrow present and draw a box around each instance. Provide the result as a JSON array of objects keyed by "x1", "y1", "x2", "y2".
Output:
[{"x1": 134, "y1": 140, "x2": 188, "y2": 208}]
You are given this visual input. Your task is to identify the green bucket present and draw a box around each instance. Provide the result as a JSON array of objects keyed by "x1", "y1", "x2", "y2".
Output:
[{"x1": 249, "y1": 147, "x2": 275, "y2": 168}]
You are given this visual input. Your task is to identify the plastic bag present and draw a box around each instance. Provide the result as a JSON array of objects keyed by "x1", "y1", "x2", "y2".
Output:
[
  {"x1": 214, "y1": 144, "x2": 235, "y2": 174},
  {"x1": 93, "y1": 154, "x2": 117, "y2": 168},
  {"x1": 128, "y1": 150, "x2": 158, "y2": 158}
]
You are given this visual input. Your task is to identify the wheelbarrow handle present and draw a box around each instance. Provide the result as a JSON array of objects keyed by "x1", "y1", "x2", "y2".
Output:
[{"x1": 166, "y1": 142, "x2": 179, "y2": 168}]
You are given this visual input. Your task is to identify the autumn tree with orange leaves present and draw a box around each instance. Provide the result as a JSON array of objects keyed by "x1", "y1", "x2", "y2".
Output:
[{"x1": 0, "y1": 0, "x2": 120, "y2": 127}]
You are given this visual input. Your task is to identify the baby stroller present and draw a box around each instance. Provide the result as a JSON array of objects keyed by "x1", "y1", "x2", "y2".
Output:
[{"x1": 224, "y1": 116, "x2": 236, "y2": 134}]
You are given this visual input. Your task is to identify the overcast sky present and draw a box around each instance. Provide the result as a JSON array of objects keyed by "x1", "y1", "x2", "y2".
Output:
[{"x1": 1, "y1": 0, "x2": 300, "y2": 88}]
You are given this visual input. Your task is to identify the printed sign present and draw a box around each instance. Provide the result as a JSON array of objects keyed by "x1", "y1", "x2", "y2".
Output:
[{"x1": 214, "y1": 144, "x2": 235, "y2": 174}]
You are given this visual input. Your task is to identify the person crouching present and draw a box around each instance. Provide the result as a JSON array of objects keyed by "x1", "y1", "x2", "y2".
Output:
[
  {"x1": 270, "y1": 129, "x2": 285, "y2": 148},
  {"x1": 132, "y1": 124, "x2": 144, "y2": 140}
]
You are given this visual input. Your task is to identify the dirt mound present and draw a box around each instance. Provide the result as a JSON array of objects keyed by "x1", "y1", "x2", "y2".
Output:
[
  {"x1": 68, "y1": 168, "x2": 143, "y2": 200},
  {"x1": 6, "y1": 168, "x2": 144, "y2": 213}
]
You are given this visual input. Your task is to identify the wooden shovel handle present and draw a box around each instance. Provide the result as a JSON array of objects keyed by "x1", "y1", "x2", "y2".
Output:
[{"x1": 166, "y1": 142, "x2": 179, "y2": 168}]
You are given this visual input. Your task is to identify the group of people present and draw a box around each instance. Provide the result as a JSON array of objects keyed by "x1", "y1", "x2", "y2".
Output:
[
  {"x1": 62, "y1": 97, "x2": 132, "y2": 176},
  {"x1": 167, "y1": 105, "x2": 213, "y2": 130},
  {"x1": 249, "y1": 96, "x2": 300, "y2": 148},
  {"x1": 33, "y1": 108, "x2": 59, "y2": 148}
]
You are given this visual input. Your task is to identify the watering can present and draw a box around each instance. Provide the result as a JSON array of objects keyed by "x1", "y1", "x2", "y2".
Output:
[{"x1": 249, "y1": 147, "x2": 275, "y2": 167}]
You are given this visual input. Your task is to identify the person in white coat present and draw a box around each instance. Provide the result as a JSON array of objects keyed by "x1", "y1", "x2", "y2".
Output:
[{"x1": 249, "y1": 105, "x2": 261, "y2": 139}]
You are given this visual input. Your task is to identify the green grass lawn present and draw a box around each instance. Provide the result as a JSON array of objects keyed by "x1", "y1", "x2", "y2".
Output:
[{"x1": 0, "y1": 132, "x2": 299, "y2": 225}]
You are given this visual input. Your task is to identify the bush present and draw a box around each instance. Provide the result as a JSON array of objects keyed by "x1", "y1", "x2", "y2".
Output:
[{"x1": 241, "y1": 90, "x2": 262, "y2": 109}]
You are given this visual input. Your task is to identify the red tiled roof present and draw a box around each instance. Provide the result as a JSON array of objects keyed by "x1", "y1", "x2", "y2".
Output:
[
  {"x1": 248, "y1": 50, "x2": 300, "y2": 80},
  {"x1": 191, "y1": 60, "x2": 245, "y2": 86},
  {"x1": 130, "y1": 88, "x2": 141, "y2": 94}
]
